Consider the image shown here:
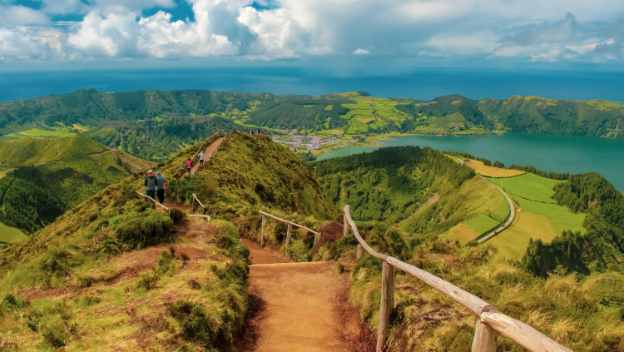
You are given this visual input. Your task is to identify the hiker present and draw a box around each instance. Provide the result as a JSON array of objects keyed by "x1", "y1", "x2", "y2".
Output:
[
  {"x1": 185, "y1": 158, "x2": 193, "y2": 175},
  {"x1": 198, "y1": 151, "x2": 205, "y2": 166},
  {"x1": 144, "y1": 170, "x2": 157, "y2": 200},
  {"x1": 156, "y1": 171, "x2": 167, "y2": 203}
]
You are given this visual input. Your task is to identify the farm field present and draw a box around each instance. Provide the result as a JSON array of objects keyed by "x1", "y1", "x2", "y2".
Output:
[
  {"x1": 464, "y1": 159, "x2": 526, "y2": 178},
  {"x1": 340, "y1": 95, "x2": 409, "y2": 134},
  {"x1": 0, "y1": 222, "x2": 28, "y2": 244},
  {"x1": 488, "y1": 173, "x2": 586, "y2": 259}
]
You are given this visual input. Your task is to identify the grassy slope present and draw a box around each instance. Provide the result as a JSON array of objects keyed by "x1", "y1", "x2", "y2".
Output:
[
  {"x1": 0, "y1": 133, "x2": 331, "y2": 350},
  {"x1": 0, "y1": 222, "x2": 28, "y2": 244},
  {"x1": 0, "y1": 134, "x2": 154, "y2": 234},
  {"x1": 164, "y1": 133, "x2": 334, "y2": 220},
  {"x1": 420, "y1": 176, "x2": 508, "y2": 244},
  {"x1": 489, "y1": 173, "x2": 586, "y2": 259}
]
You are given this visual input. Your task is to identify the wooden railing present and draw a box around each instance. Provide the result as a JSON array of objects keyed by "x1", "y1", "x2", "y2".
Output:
[
  {"x1": 136, "y1": 192, "x2": 170, "y2": 212},
  {"x1": 343, "y1": 205, "x2": 572, "y2": 352},
  {"x1": 258, "y1": 210, "x2": 321, "y2": 249}
]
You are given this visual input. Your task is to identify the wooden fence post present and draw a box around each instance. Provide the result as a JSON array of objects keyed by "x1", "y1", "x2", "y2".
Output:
[
  {"x1": 356, "y1": 245, "x2": 363, "y2": 259},
  {"x1": 285, "y1": 224, "x2": 292, "y2": 247},
  {"x1": 260, "y1": 215, "x2": 266, "y2": 247},
  {"x1": 343, "y1": 213, "x2": 348, "y2": 238},
  {"x1": 472, "y1": 319, "x2": 497, "y2": 352},
  {"x1": 376, "y1": 261, "x2": 395, "y2": 352},
  {"x1": 313, "y1": 232, "x2": 321, "y2": 250}
]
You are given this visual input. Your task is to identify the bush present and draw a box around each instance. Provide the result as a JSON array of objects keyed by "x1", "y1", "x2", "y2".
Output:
[
  {"x1": 1, "y1": 294, "x2": 28, "y2": 313},
  {"x1": 39, "y1": 249, "x2": 76, "y2": 286},
  {"x1": 168, "y1": 301, "x2": 215, "y2": 345},
  {"x1": 285, "y1": 239, "x2": 310, "y2": 262},
  {"x1": 169, "y1": 208, "x2": 186, "y2": 225},
  {"x1": 137, "y1": 272, "x2": 159, "y2": 290},
  {"x1": 116, "y1": 212, "x2": 175, "y2": 249}
]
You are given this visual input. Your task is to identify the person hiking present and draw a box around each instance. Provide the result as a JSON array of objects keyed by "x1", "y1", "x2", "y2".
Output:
[
  {"x1": 185, "y1": 158, "x2": 193, "y2": 175},
  {"x1": 156, "y1": 171, "x2": 167, "y2": 203},
  {"x1": 198, "y1": 151, "x2": 205, "y2": 166},
  {"x1": 144, "y1": 170, "x2": 157, "y2": 200}
]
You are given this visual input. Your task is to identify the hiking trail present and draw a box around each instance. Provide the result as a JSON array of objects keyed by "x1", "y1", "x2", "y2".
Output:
[
  {"x1": 191, "y1": 137, "x2": 224, "y2": 175},
  {"x1": 241, "y1": 239, "x2": 362, "y2": 352}
]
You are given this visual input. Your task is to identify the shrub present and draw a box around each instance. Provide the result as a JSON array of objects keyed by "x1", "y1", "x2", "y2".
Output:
[
  {"x1": 1, "y1": 294, "x2": 28, "y2": 313},
  {"x1": 169, "y1": 208, "x2": 186, "y2": 225},
  {"x1": 156, "y1": 249, "x2": 176, "y2": 276},
  {"x1": 168, "y1": 301, "x2": 215, "y2": 345},
  {"x1": 137, "y1": 272, "x2": 159, "y2": 290},
  {"x1": 116, "y1": 212, "x2": 175, "y2": 249},
  {"x1": 39, "y1": 249, "x2": 75, "y2": 286},
  {"x1": 285, "y1": 239, "x2": 310, "y2": 262},
  {"x1": 41, "y1": 318, "x2": 70, "y2": 348}
]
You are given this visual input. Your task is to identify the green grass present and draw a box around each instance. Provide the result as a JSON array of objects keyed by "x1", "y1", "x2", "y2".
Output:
[
  {"x1": 7, "y1": 127, "x2": 78, "y2": 138},
  {"x1": 487, "y1": 173, "x2": 586, "y2": 260},
  {"x1": 490, "y1": 173, "x2": 585, "y2": 234},
  {"x1": 489, "y1": 173, "x2": 560, "y2": 203},
  {"x1": 0, "y1": 222, "x2": 28, "y2": 243},
  {"x1": 341, "y1": 96, "x2": 410, "y2": 134},
  {"x1": 464, "y1": 213, "x2": 501, "y2": 234}
]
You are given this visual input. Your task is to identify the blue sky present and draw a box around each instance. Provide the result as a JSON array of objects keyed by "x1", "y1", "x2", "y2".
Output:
[{"x1": 1, "y1": 0, "x2": 623, "y2": 72}]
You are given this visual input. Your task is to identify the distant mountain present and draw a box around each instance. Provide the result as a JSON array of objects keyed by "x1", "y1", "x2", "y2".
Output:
[
  {"x1": 0, "y1": 134, "x2": 153, "y2": 233},
  {"x1": 1, "y1": 90, "x2": 622, "y2": 162}
]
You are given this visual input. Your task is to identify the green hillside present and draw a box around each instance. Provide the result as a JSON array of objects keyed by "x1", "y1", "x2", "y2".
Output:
[
  {"x1": 315, "y1": 147, "x2": 474, "y2": 225},
  {"x1": 1, "y1": 90, "x2": 622, "y2": 165},
  {"x1": 311, "y1": 148, "x2": 624, "y2": 351},
  {"x1": 0, "y1": 133, "x2": 334, "y2": 351},
  {"x1": 0, "y1": 135, "x2": 154, "y2": 234}
]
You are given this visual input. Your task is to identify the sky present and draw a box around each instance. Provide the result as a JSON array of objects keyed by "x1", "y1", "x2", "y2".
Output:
[{"x1": 0, "y1": 0, "x2": 624, "y2": 73}]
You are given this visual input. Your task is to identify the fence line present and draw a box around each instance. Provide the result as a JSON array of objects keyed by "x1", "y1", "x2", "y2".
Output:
[
  {"x1": 343, "y1": 204, "x2": 572, "y2": 352},
  {"x1": 136, "y1": 192, "x2": 170, "y2": 212},
  {"x1": 258, "y1": 210, "x2": 321, "y2": 249}
]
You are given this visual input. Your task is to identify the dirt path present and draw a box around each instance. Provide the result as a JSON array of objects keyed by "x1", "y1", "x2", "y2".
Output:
[
  {"x1": 475, "y1": 176, "x2": 517, "y2": 244},
  {"x1": 243, "y1": 240, "x2": 359, "y2": 352},
  {"x1": 191, "y1": 137, "x2": 224, "y2": 175}
]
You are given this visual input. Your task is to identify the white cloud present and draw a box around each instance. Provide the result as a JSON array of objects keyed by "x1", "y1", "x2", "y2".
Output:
[
  {"x1": 41, "y1": 0, "x2": 176, "y2": 14},
  {"x1": 422, "y1": 32, "x2": 498, "y2": 56},
  {"x1": 67, "y1": 10, "x2": 139, "y2": 57},
  {"x1": 1, "y1": 0, "x2": 624, "y2": 65},
  {"x1": 0, "y1": 5, "x2": 49, "y2": 26},
  {"x1": 138, "y1": 10, "x2": 236, "y2": 58},
  {"x1": 352, "y1": 48, "x2": 370, "y2": 55}
]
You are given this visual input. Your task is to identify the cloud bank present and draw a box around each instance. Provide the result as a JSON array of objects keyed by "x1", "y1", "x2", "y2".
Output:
[{"x1": 0, "y1": 0, "x2": 623, "y2": 65}]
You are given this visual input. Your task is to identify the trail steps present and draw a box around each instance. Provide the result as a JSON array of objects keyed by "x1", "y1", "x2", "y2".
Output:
[{"x1": 242, "y1": 239, "x2": 357, "y2": 352}]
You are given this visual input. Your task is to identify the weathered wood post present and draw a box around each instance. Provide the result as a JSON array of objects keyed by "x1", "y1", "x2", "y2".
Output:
[
  {"x1": 472, "y1": 319, "x2": 497, "y2": 352},
  {"x1": 376, "y1": 261, "x2": 395, "y2": 352},
  {"x1": 313, "y1": 232, "x2": 321, "y2": 250},
  {"x1": 343, "y1": 213, "x2": 348, "y2": 238},
  {"x1": 260, "y1": 215, "x2": 266, "y2": 247},
  {"x1": 285, "y1": 224, "x2": 292, "y2": 247}
]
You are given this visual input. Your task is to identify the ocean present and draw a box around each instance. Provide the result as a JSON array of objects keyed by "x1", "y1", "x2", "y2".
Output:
[{"x1": 2, "y1": 67, "x2": 624, "y2": 102}]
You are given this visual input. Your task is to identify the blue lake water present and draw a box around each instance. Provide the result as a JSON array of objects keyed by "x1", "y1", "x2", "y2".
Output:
[
  {"x1": 2, "y1": 67, "x2": 624, "y2": 102},
  {"x1": 318, "y1": 134, "x2": 624, "y2": 191}
]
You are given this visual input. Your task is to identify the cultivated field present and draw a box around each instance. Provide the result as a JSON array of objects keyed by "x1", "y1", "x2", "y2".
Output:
[
  {"x1": 464, "y1": 159, "x2": 526, "y2": 178},
  {"x1": 488, "y1": 173, "x2": 586, "y2": 259}
]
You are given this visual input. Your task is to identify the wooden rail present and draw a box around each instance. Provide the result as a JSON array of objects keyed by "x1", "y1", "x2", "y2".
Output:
[
  {"x1": 136, "y1": 192, "x2": 170, "y2": 212},
  {"x1": 258, "y1": 210, "x2": 321, "y2": 249},
  {"x1": 191, "y1": 193, "x2": 208, "y2": 214},
  {"x1": 343, "y1": 205, "x2": 572, "y2": 352}
]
